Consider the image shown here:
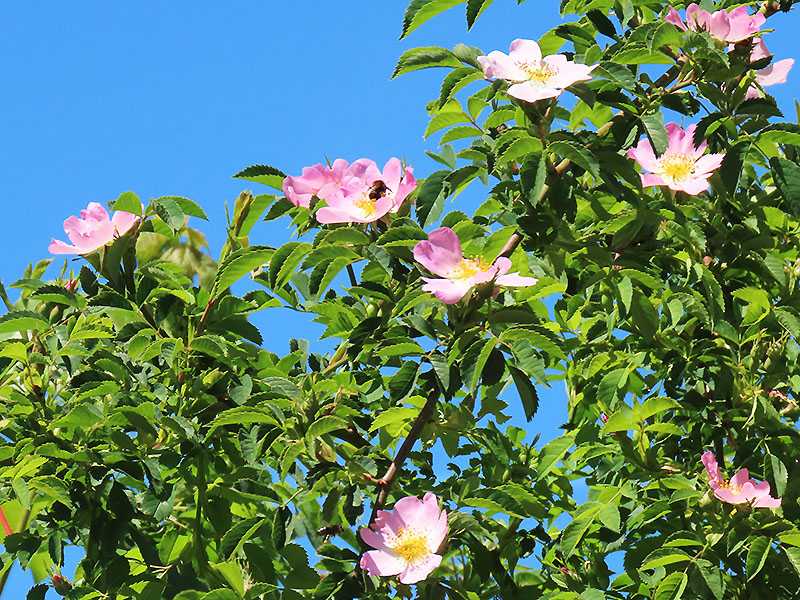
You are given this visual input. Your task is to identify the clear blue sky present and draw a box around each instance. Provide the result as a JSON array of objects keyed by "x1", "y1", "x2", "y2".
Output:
[{"x1": 1, "y1": 2, "x2": 797, "y2": 596}]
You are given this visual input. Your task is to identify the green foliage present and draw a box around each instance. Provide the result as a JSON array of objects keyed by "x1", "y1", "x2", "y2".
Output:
[{"x1": 3, "y1": 0, "x2": 800, "y2": 598}]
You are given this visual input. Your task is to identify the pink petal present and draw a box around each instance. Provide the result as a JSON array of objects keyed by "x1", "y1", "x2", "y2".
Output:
[
  {"x1": 48, "y1": 238, "x2": 81, "y2": 255},
  {"x1": 752, "y1": 494, "x2": 782, "y2": 508},
  {"x1": 428, "y1": 509, "x2": 449, "y2": 551},
  {"x1": 708, "y1": 10, "x2": 732, "y2": 40},
  {"x1": 478, "y1": 51, "x2": 525, "y2": 81},
  {"x1": 730, "y1": 468, "x2": 751, "y2": 489},
  {"x1": 686, "y1": 4, "x2": 712, "y2": 32},
  {"x1": 751, "y1": 38, "x2": 771, "y2": 62},
  {"x1": 507, "y1": 81, "x2": 562, "y2": 103},
  {"x1": 379, "y1": 157, "x2": 403, "y2": 191},
  {"x1": 627, "y1": 139, "x2": 659, "y2": 172},
  {"x1": 546, "y1": 59, "x2": 596, "y2": 88},
  {"x1": 421, "y1": 277, "x2": 473, "y2": 304},
  {"x1": 714, "y1": 487, "x2": 749, "y2": 504},
  {"x1": 702, "y1": 451, "x2": 723, "y2": 486},
  {"x1": 393, "y1": 494, "x2": 440, "y2": 530},
  {"x1": 398, "y1": 553, "x2": 442, "y2": 584},
  {"x1": 756, "y1": 58, "x2": 794, "y2": 87},
  {"x1": 509, "y1": 38, "x2": 543, "y2": 63},
  {"x1": 665, "y1": 7, "x2": 687, "y2": 31},
  {"x1": 393, "y1": 167, "x2": 417, "y2": 212},
  {"x1": 360, "y1": 550, "x2": 405, "y2": 577},
  {"x1": 672, "y1": 176, "x2": 712, "y2": 195},
  {"x1": 414, "y1": 228, "x2": 463, "y2": 277},
  {"x1": 81, "y1": 202, "x2": 110, "y2": 222},
  {"x1": 694, "y1": 153, "x2": 725, "y2": 176},
  {"x1": 664, "y1": 122, "x2": 693, "y2": 155},
  {"x1": 360, "y1": 527, "x2": 391, "y2": 552},
  {"x1": 496, "y1": 273, "x2": 538, "y2": 287},
  {"x1": 724, "y1": 5, "x2": 764, "y2": 42},
  {"x1": 640, "y1": 173, "x2": 668, "y2": 188},
  {"x1": 111, "y1": 211, "x2": 139, "y2": 235}
]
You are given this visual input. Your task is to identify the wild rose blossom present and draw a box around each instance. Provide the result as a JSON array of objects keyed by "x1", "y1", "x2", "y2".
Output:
[
  {"x1": 316, "y1": 158, "x2": 417, "y2": 224},
  {"x1": 665, "y1": 3, "x2": 765, "y2": 43},
  {"x1": 627, "y1": 123, "x2": 724, "y2": 195},
  {"x1": 702, "y1": 451, "x2": 781, "y2": 508},
  {"x1": 477, "y1": 39, "x2": 596, "y2": 103},
  {"x1": 413, "y1": 227, "x2": 537, "y2": 304},
  {"x1": 49, "y1": 202, "x2": 139, "y2": 255},
  {"x1": 359, "y1": 492, "x2": 448, "y2": 584},
  {"x1": 282, "y1": 158, "x2": 416, "y2": 220},
  {"x1": 746, "y1": 38, "x2": 794, "y2": 99}
]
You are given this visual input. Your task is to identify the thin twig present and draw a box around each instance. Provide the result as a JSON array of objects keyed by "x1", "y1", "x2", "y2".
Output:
[{"x1": 368, "y1": 386, "x2": 439, "y2": 522}]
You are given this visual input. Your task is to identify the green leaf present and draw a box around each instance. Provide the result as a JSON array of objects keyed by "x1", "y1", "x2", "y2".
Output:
[
  {"x1": 537, "y1": 434, "x2": 574, "y2": 479},
  {"x1": 401, "y1": 0, "x2": 465, "y2": 38},
  {"x1": 508, "y1": 365, "x2": 538, "y2": 421},
  {"x1": 200, "y1": 591, "x2": 239, "y2": 600},
  {"x1": 416, "y1": 170, "x2": 450, "y2": 227},
  {"x1": 206, "y1": 408, "x2": 279, "y2": 437},
  {"x1": 466, "y1": 0, "x2": 496, "y2": 28},
  {"x1": 233, "y1": 164, "x2": 286, "y2": 192},
  {"x1": 770, "y1": 157, "x2": 800, "y2": 217},
  {"x1": 156, "y1": 196, "x2": 207, "y2": 220},
  {"x1": 393, "y1": 46, "x2": 463, "y2": 78},
  {"x1": 612, "y1": 42, "x2": 675, "y2": 64},
  {"x1": 0, "y1": 311, "x2": 49, "y2": 335},
  {"x1": 499, "y1": 326, "x2": 565, "y2": 360},
  {"x1": 215, "y1": 245, "x2": 273, "y2": 292},
  {"x1": 785, "y1": 546, "x2": 800, "y2": 577},
  {"x1": 654, "y1": 572, "x2": 687, "y2": 600},
  {"x1": 641, "y1": 112, "x2": 667, "y2": 156},
  {"x1": 462, "y1": 337, "x2": 497, "y2": 394},
  {"x1": 112, "y1": 190, "x2": 142, "y2": 215},
  {"x1": 370, "y1": 406, "x2": 418, "y2": 433},
  {"x1": 377, "y1": 225, "x2": 428, "y2": 247},
  {"x1": 548, "y1": 140, "x2": 600, "y2": 177},
  {"x1": 306, "y1": 416, "x2": 347, "y2": 440},
  {"x1": 437, "y1": 67, "x2": 483, "y2": 108},
  {"x1": 746, "y1": 537, "x2": 771, "y2": 580},
  {"x1": 641, "y1": 397, "x2": 679, "y2": 420},
  {"x1": 269, "y1": 242, "x2": 312, "y2": 290},
  {"x1": 150, "y1": 196, "x2": 185, "y2": 232}
]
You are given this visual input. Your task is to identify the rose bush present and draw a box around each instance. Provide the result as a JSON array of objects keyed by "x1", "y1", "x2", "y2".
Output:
[{"x1": 1, "y1": 0, "x2": 800, "y2": 598}]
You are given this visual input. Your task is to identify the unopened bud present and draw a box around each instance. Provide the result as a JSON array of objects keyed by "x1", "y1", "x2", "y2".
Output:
[
  {"x1": 64, "y1": 279, "x2": 79, "y2": 293},
  {"x1": 50, "y1": 573, "x2": 72, "y2": 595}
]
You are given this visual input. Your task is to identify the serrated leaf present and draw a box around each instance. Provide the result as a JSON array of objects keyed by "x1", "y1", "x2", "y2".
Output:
[
  {"x1": 156, "y1": 196, "x2": 207, "y2": 220},
  {"x1": 112, "y1": 190, "x2": 142, "y2": 215},
  {"x1": 233, "y1": 164, "x2": 286, "y2": 192},
  {"x1": 641, "y1": 112, "x2": 667, "y2": 156},
  {"x1": 0, "y1": 311, "x2": 49, "y2": 335},
  {"x1": 771, "y1": 157, "x2": 800, "y2": 217},
  {"x1": 654, "y1": 572, "x2": 687, "y2": 600},
  {"x1": 215, "y1": 245, "x2": 273, "y2": 292},
  {"x1": 462, "y1": 337, "x2": 496, "y2": 394},
  {"x1": 206, "y1": 408, "x2": 279, "y2": 437},
  {"x1": 537, "y1": 434, "x2": 574, "y2": 479},
  {"x1": 369, "y1": 406, "x2": 418, "y2": 432},
  {"x1": 416, "y1": 170, "x2": 450, "y2": 227},
  {"x1": 548, "y1": 140, "x2": 600, "y2": 177},
  {"x1": 466, "y1": 0, "x2": 496, "y2": 28},
  {"x1": 508, "y1": 365, "x2": 538, "y2": 421},
  {"x1": 401, "y1": 0, "x2": 465, "y2": 39},
  {"x1": 306, "y1": 416, "x2": 347, "y2": 440},
  {"x1": 270, "y1": 242, "x2": 312, "y2": 290},
  {"x1": 393, "y1": 46, "x2": 464, "y2": 79},
  {"x1": 746, "y1": 536, "x2": 771, "y2": 580},
  {"x1": 612, "y1": 42, "x2": 675, "y2": 64}
]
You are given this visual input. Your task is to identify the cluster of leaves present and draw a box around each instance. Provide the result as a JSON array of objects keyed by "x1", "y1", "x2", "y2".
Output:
[{"x1": 1, "y1": 0, "x2": 800, "y2": 598}]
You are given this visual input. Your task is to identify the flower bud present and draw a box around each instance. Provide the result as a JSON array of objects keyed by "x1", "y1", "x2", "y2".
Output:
[{"x1": 50, "y1": 573, "x2": 72, "y2": 596}]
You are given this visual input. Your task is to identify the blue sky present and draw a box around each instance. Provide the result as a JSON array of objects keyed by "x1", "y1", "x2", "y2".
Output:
[{"x1": 1, "y1": 1, "x2": 798, "y2": 596}]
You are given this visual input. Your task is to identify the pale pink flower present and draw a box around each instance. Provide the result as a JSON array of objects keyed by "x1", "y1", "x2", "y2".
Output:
[
  {"x1": 315, "y1": 158, "x2": 417, "y2": 224},
  {"x1": 746, "y1": 39, "x2": 794, "y2": 99},
  {"x1": 283, "y1": 158, "x2": 416, "y2": 214},
  {"x1": 627, "y1": 123, "x2": 724, "y2": 195},
  {"x1": 702, "y1": 451, "x2": 781, "y2": 508},
  {"x1": 359, "y1": 493, "x2": 448, "y2": 584},
  {"x1": 477, "y1": 39, "x2": 596, "y2": 103},
  {"x1": 413, "y1": 227, "x2": 537, "y2": 304},
  {"x1": 665, "y1": 4, "x2": 765, "y2": 43},
  {"x1": 49, "y1": 202, "x2": 139, "y2": 255}
]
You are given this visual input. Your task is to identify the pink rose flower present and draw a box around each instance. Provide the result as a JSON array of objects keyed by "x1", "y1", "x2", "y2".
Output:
[
  {"x1": 746, "y1": 39, "x2": 794, "y2": 99},
  {"x1": 359, "y1": 492, "x2": 448, "y2": 585},
  {"x1": 665, "y1": 3, "x2": 765, "y2": 43},
  {"x1": 477, "y1": 39, "x2": 596, "y2": 103},
  {"x1": 49, "y1": 202, "x2": 139, "y2": 255},
  {"x1": 702, "y1": 451, "x2": 781, "y2": 508},
  {"x1": 316, "y1": 158, "x2": 417, "y2": 224},
  {"x1": 282, "y1": 158, "x2": 416, "y2": 215},
  {"x1": 627, "y1": 123, "x2": 724, "y2": 195},
  {"x1": 413, "y1": 227, "x2": 537, "y2": 304}
]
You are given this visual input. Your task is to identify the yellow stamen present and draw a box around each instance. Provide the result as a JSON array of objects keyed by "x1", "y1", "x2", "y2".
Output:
[
  {"x1": 656, "y1": 152, "x2": 697, "y2": 183},
  {"x1": 392, "y1": 527, "x2": 430, "y2": 564},
  {"x1": 719, "y1": 480, "x2": 742, "y2": 495},
  {"x1": 446, "y1": 257, "x2": 492, "y2": 279},
  {"x1": 352, "y1": 193, "x2": 376, "y2": 216},
  {"x1": 515, "y1": 60, "x2": 559, "y2": 84}
]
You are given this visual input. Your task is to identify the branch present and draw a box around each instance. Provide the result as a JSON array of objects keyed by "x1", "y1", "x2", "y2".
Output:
[{"x1": 368, "y1": 386, "x2": 439, "y2": 522}]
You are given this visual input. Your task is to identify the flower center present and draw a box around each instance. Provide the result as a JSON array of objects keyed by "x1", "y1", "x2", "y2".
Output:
[
  {"x1": 719, "y1": 480, "x2": 742, "y2": 495},
  {"x1": 515, "y1": 60, "x2": 559, "y2": 86},
  {"x1": 352, "y1": 192, "x2": 376, "y2": 216},
  {"x1": 447, "y1": 257, "x2": 492, "y2": 279},
  {"x1": 392, "y1": 527, "x2": 430, "y2": 564},
  {"x1": 656, "y1": 152, "x2": 697, "y2": 183}
]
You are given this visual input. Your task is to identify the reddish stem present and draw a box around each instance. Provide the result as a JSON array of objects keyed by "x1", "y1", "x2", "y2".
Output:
[{"x1": 0, "y1": 506, "x2": 11, "y2": 537}]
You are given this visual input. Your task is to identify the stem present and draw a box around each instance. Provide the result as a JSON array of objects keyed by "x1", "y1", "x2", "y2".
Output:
[
  {"x1": 0, "y1": 507, "x2": 12, "y2": 536},
  {"x1": 368, "y1": 386, "x2": 439, "y2": 522},
  {"x1": 0, "y1": 279, "x2": 13, "y2": 312},
  {"x1": 194, "y1": 451, "x2": 208, "y2": 569},
  {"x1": 0, "y1": 507, "x2": 31, "y2": 598},
  {"x1": 196, "y1": 295, "x2": 215, "y2": 336},
  {"x1": 346, "y1": 264, "x2": 357, "y2": 287}
]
